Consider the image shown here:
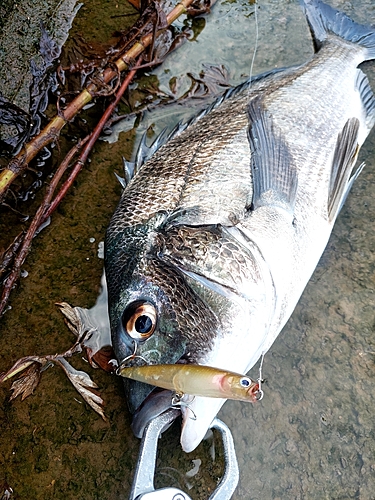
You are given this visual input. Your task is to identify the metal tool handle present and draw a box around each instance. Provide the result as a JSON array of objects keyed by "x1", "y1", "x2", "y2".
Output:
[
  {"x1": 129, "y1": 409, "x2": 183, "y2": 500},
  {"x1": 135, "y1": 487, "x2": 192, "y2": 499},
  {"x1": 208, "y1": 419, "x2": 239, "y2": 500},
  {"x1": 129, "y1": 409, "x2": 239, "y2": 500}
]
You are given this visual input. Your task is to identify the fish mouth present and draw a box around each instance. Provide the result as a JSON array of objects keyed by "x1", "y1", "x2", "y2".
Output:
[
  {"x1": 131, "y1": 388, "x2": 177, "y2": 438},
  {"x1": 129, "y1": 377, "x2": 262, "y2": 452},
  {"x1": 131, "y1": 389, "x2": 220, "y2": 452},
  {"x1": 122, "y1": 376, "x2": 157, "y2": 414},
  {"x1": 130, "y1": 387, "x2": 228, "y2": 453}
]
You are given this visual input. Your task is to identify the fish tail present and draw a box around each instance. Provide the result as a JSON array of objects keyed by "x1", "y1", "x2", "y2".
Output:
[{"x1": 301, "y1": 0, "x2": 375, "y2": 60}]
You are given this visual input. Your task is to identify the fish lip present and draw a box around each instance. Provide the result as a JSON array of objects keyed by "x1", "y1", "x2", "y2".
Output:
[
  {"x1": 117, "y1": 354, "x2": 154, "y2": 414},
  {"x1": 122, "y1": 377, "x2": 157, "y2": 415},
  {"x1": 131, "y1": 388, "x2": 177, "y2": 438}
]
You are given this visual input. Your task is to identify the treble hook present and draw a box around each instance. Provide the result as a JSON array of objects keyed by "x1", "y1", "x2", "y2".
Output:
[
  {"x1": 171, "y1": 393, "x2": 197, "y2": 420},
  {"x1": 116, "y1": 341, "x2": 147, "y2": 374}
]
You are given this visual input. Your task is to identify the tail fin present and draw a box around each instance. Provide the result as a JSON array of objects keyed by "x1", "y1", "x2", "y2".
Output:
[{"x1": 301, "y1": 0, "x2": 375, "y2": 60}]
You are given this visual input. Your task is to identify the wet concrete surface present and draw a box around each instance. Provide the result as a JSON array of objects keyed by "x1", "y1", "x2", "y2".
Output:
[
  {"x1": 1, "y1": 0, "x2": 375, "y2": 498},
  {"x1": 0, "y1": 0, "x2": 80, "y2": 118}
]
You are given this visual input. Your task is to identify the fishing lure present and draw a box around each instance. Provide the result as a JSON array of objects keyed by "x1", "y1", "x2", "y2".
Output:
[{"x1": 119, "y1": 363, "x2": 260, "y2": 402}]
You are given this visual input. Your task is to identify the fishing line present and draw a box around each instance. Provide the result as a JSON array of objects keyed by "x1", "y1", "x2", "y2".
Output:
[
  {"x1": 248, "y1": 0, "x2": 259, "y2": 92},
  {"x1": 257, "y1": 353, "x2": 265, "y2": 400}
]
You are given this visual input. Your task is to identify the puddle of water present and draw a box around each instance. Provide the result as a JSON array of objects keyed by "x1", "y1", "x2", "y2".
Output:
[{"x1": 1, "y1": 0, "x2": 375, "y2": 498}]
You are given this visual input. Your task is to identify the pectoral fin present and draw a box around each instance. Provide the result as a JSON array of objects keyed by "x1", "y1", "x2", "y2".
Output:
[
  {"x1": 328, "y1": 118, "x2": 360, "y2": 222},
  {"x1": 247, "y1": 97, "x2": 298, "y2": 217}
]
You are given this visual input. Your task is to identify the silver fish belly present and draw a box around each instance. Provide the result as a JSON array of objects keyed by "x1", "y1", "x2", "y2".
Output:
[{"x1": 105, "y1": 0, "x2": 375, "y2": 452}]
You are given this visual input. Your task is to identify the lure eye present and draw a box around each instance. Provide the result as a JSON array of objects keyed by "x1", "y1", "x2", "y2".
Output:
[
  {"x1": 122, "y1": 301, "x2": 157, "y2": 340},
  {"x1": 240, "y1": 377, "x2": 252, "y2": 388}
]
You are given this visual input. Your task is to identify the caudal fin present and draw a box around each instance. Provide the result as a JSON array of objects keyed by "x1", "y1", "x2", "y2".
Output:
[{"x1": 301, "y1": 0, "x2": 375, "y2": 60}]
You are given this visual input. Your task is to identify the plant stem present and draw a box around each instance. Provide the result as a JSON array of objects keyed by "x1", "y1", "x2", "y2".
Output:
[
  {"x1": 0, "y1": 140, "x2": 86, "y2": 316},
  {"x1": 44, "y1": 65, "x2": 138, "y2": 220}
]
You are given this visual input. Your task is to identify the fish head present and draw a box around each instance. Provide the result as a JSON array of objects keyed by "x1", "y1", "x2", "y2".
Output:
[
  {"x1": 106, "y1": 222, "x2": 270, "y2": 451},
  {"x1": 106, "y1": 242, "x2": 220, "y2": 413}
]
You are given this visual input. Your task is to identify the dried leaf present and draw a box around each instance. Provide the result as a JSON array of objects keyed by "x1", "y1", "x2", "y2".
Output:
[
  {"x1": 91, "y1": 345, "x2": 117, "y2": 373},
  {"x1": 186, "y1": 63, "x2": 231, "y2": 99},
  {"x1": 0, "y1": 355, "x2": 46, "y2": 383},
  {"x1": 56, "y1": 357, "x2": 107, "y2": 421},
  {"x1": 9, "y1": 362, "x2": 42, "y2": 401},
  {"x1": 56, "y1": 301, "x2": 83, "y2": 338},
  {"x1": 57, "y1": 287, "x2": 113, "y2": 371}
]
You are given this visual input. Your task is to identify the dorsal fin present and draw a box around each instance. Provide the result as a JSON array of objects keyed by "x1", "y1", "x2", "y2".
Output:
[
  {"x1": 328, "y1": 118, "x2": 360, "y2": 221},
  {"x1": 117, "y1": 67, "x2": 290, "y2": 190},
  {"x1": 247, "y1": 97, "x2": 298, "y2": 217}
]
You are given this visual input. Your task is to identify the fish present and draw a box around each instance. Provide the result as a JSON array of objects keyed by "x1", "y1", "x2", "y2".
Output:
[
  {"x1": 118, "y1": 363, "x2": 260, "y2": 402},
  {"x1": 104, "y1": 0, "x2": 375, "y2": 452}
]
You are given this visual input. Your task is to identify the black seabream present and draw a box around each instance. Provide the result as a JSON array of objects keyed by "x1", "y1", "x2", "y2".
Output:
[{"x1": 104, "y1": 0, "x2": 375, "y2": 452}]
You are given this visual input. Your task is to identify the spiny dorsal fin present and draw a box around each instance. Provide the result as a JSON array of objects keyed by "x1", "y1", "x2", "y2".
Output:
[
  {"x1": 247, "y1": 97, "x2": 298, "y2": 217},
  {"x1": 328, "y1": 118, "x2": 360, "y2": 222},
  {"x1": 117, "y1": 68, "x2": 290, "y2": 190}
]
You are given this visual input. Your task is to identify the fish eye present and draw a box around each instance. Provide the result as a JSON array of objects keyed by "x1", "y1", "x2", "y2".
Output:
[
  {"x1": 122, "y1": 301, "x2": 157, "y2": 340},
  {"x1": 240, "y1": 377, "x2": 252, "y2": 388}
]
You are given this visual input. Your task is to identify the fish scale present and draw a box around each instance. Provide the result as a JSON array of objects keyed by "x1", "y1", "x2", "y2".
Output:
[
  {"x1": 267, "y1": 43, "x2": 365, "y2": 205},
  {"x1": 159, "y1": 226, "x2": 266, "y2": 297}
]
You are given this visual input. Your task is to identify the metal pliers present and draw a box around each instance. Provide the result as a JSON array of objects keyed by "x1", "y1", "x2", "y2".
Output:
[{"x1": 129, "y1": 409, "x2": 239, "y2": 500}]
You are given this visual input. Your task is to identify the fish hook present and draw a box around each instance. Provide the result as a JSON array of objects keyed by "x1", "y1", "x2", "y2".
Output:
[
  {"x1": 116, "y1": 341, "x2": 148, "y2": 374},
  {"x1": 171, "y1": 393, "x2": 197, "y2": 420}
]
